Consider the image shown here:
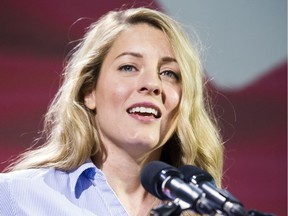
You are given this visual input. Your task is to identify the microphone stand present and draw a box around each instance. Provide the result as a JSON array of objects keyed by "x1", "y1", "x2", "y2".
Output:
[
  {"x1": 150, "y1": 202, "x2": 182, "y2": 216},
  {"x1": 247, "y1": 210, "x2": 275, "y2": 216},
  {"x1": 150, "y1": 202, "x2": 276, "y2": 216}
]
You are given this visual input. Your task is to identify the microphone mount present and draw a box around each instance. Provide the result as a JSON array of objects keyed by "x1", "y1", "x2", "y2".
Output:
[{"x1": 149, "y1": 202, "x2": 275, "y2": 216}]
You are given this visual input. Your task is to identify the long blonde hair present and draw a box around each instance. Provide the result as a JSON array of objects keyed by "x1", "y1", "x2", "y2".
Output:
[{"x1": 7, "y1": 7, "x2": 223, "y2": 187}]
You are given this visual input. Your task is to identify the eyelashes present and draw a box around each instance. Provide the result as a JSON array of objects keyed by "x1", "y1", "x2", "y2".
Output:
[
  {"x1": 118, "y1": 64, "x2": 180, "y2": 82},
  {"x1": 159, "y1": 70, "x2": 180, "y2": 82},
  {"x1": 119, "y1": 64, "x2": 137, "y2": 72}
]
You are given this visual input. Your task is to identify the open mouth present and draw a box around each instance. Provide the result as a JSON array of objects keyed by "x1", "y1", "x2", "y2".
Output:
[{"x1": 127, "y1": 106, "x2": 161, "y2": 118}]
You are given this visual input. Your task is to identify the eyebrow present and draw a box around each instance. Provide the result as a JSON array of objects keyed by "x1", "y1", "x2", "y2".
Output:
[
  {"x1": 161, "y1": 56, "x2": 177, "y2": 63},
  {"x1": 115, "y1": 52, "x2": 177, "y2": 63},
  {"x1": 115, "y1": 52, "x2": 143, "y2": 59}
]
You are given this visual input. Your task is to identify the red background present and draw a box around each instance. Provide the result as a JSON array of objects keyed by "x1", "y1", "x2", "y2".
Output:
[{"x1": 0, "y1": 1, "x2": 286, "y2": 215}]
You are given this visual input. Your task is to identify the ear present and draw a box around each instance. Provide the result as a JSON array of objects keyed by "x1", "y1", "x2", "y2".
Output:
[{"x1": 84, "y1": 90, "x2": 97, "y2": 110}]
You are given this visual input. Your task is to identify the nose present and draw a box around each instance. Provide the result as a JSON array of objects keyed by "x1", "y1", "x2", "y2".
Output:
[{"x1": 137, "y1": 69, "x2": 162, "y2": 96}]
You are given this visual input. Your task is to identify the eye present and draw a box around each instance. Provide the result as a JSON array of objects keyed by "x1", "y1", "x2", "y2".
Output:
[
  {"x1": 119, "y1": 64, "x2": 137, "y2": 72},
  {"x1": 160, "y1": 70, "x2": 180, "y2": 82}
]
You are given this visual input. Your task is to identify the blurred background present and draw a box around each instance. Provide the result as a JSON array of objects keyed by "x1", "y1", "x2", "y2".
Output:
[{"x1": 0, "y1": 0, "x2": 286, "y2": 215}]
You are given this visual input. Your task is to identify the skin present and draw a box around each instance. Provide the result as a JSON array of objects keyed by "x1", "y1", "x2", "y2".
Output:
[{"x1": 84, "y1": 23, "x2": 182, "y2": 216}]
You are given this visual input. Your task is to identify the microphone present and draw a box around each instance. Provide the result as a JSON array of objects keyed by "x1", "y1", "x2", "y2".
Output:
[
  {"x1": 140, "y1": 161, "x2": 215, "y2": 215},
  {"x1": 179, "y1": 165, "x2": 247, "y2": 216}
]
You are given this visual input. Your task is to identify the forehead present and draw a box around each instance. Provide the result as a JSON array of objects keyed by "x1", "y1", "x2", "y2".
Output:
[{"x1": 108, "y1": 23, "x2": 173, "y2": 57}]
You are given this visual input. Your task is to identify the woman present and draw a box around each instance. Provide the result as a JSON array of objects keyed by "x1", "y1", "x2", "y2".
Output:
[{"x1": 0, "y1": 7, "x2": 223, "y2": 216}]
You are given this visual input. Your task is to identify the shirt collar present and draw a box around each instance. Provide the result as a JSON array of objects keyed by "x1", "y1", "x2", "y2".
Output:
[{"x1": 69, "y1": 159, "x2": 97, "y2": 193}]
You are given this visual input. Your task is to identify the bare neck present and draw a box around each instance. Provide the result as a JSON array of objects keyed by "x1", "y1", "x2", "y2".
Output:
[{"x1": 93, "y1": 146, "x2": 162, "y2": 215}]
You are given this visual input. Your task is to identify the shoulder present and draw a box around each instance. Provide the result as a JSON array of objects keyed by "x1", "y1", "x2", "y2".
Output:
[
  {"x1": 0, "y1": 167, "x2": 73, "y2": 193},
  {"x1": 0, "y1": 168, "x2": 55, "y2": 198},
  {"x1": 0, "y1": 163, "x2": 100, "y2": 215},
  {"x1": 0, "y1": 168, "x2": 55, "y2": 215},
  {"x1": 0, "y1": 167, "x2": 70, "y2": 197},
  {"x1": 0, "y1": 168, "x2": 54, "y2": 183}
]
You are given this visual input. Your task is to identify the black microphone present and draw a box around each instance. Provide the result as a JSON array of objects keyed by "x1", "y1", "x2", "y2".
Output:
[
  {"x1": 140, "y1": 161, "x2": 215, "y2": 215},
  {"x1": 179, "y1": 165, "x2": 247, "y2": 216}
]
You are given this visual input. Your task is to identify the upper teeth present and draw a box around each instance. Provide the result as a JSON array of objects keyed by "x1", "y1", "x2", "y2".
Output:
[{"x1": 128, "y1": 106, "x2": 158, "y2": 116}]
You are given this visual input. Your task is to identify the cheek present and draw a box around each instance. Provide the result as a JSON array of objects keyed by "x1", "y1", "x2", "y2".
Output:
[
  {"x1": 96, "y1": 79, "x2": 129, "y2": 109},
  {"x1": 110, "y1": 84, "x2": 130, "y2": 102},
  {"x1": 105, "y1": 81, "x2": 134, "y2": 110},
  {"x1": 164, "y1": 86, "x2": 182, "y2": 113},
  {"x1": 160, "y1": 86, "x2": 181, "y2": 144}
]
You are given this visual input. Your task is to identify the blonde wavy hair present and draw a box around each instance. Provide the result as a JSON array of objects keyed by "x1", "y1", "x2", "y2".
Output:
[{"x1": 7, "y1": 7, "x2": 223, "y2": 187}]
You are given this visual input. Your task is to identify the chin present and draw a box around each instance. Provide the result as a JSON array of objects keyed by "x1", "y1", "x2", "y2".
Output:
[{"x1": 124, "y1": 138, "x2": 159, "y2": 153}]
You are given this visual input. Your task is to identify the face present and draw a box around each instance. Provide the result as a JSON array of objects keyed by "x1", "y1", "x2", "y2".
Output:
[{"x1": 84, "y1": 23, "x2": 182, "y2": 157}]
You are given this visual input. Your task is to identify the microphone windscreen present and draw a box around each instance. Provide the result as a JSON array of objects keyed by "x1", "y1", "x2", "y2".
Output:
[{"x1": 140, "y1": 161, "x2": 172, "y2": 198}]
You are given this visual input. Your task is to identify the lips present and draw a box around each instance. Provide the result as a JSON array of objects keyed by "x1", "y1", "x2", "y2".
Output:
[{"x1": 127, "y1": 104, "x2": 161, "y2": 119}]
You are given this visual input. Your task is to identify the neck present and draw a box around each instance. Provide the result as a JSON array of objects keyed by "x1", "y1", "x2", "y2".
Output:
[{"x1": 92, "y1": 145, "x2": 162, "y2": 215}]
